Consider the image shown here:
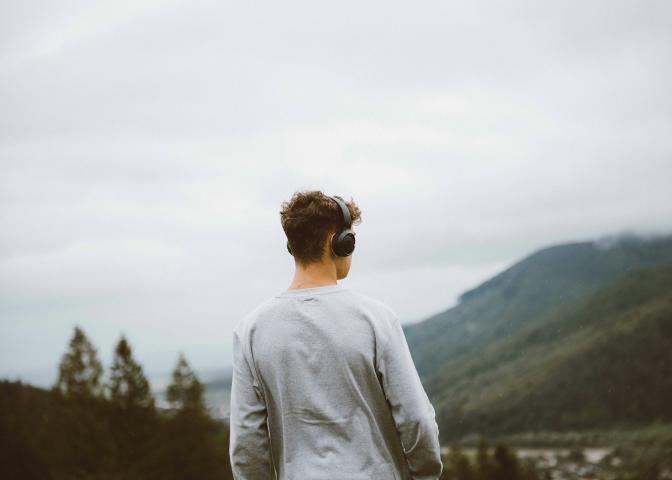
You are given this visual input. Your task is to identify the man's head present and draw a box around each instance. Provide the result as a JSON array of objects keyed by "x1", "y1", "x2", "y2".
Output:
[{"x1": 280, "y1": 190, "x2": 362, "y2": 279}]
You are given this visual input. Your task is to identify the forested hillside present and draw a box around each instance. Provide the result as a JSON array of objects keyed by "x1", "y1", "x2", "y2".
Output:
[
  {"x1": 428, "y1": 265, "x2": 672, "y2": 441},
  {"x1": 405, "y1": 234, "x2": 672, "y2": 378},
  {"x1": 403, "y1": 234, "x2": 672, "y2": 443}
]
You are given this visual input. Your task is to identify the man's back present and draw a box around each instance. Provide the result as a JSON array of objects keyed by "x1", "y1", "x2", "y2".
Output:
[{"x1": 229, "y1": 283, "x2": 443, "y2": 480}]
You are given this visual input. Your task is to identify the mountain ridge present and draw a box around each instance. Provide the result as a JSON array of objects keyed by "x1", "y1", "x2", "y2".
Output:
[{"x1": 405, "y1": 233, "x2": 672, "y2": 377}]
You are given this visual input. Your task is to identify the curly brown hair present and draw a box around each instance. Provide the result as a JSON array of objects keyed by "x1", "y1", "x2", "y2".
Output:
[{"x1": 280, "y1": 190, "x2": 362, "y2": 265}]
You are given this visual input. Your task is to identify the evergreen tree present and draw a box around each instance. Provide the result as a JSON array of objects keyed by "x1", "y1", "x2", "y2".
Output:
[
  {"x1": 161, "y1": 353, "x2": 231, "y2": 480},
  {"x1": 166, "y1": 352, "x2": 206, "y2": 413},
  {"x1": 108, "y1": 334, "x2": 154, "y2": 409},
  {"x1": 107, "y1": 334, "x2": 159, "y2": 478},
  {"x1": 50, "y1": 327, "x2": 113, "y2": 476},
  {"x1": 53, "y1": 326, "x2": 104, "y2": 397}
]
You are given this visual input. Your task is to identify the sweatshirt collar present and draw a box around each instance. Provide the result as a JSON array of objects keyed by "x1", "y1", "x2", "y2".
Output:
[{"x1": 276, "y1": 283, "x2": 346, "y2": 298}]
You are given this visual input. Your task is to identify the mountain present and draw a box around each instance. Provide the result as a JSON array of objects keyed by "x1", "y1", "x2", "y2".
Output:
[
  {"x1": 403, "y1": 233, "x2": 672, "y2": 442},
  {"x1": 405, "y1": 233, "x2": 672, "y2": 378},
  {"x1": 430, "y1": 265, "x2": 672, "y2": 441}
]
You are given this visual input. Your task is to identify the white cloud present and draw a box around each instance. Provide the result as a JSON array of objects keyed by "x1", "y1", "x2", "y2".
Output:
[{"x1": 1, "y1": 0, "x2": 672, "y2": 385}]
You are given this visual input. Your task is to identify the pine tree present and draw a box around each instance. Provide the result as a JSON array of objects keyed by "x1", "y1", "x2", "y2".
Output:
[
  {"x1": 162, "y1": 353, "x2": 229, "y2": 479},
  {"x1": 108, "y1": 334, "x2": 154, "y2": 409},
  {"x1": 53, "y1": 325, "x2": 104, "y2": 397},
  {"x1": 51, "y1": 326, "x2": 111, "y2": 475},
  {"x1": 107, "y1": 334, "x2": 159, "y2": 478},
  {"x1": 166, "y1": 352, "x2": 206, "y2": 413}
]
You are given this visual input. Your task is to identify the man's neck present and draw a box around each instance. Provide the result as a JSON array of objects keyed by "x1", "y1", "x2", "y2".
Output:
[{"x1": 287, "y1": 261, "x2": 337, "y2": 290}]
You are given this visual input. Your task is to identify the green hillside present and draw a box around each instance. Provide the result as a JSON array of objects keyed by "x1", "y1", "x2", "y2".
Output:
[
  {"x1": 405, "y1": 234, "x2": 672, "y2": 377},
  {"x1": 425, "y1": 265, "x2": 672, "y2": 442}
]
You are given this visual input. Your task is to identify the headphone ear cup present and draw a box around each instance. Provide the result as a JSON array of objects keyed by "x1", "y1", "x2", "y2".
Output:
[{"x1": 332, "y1": 230, "x2": 355, "y2": 257}]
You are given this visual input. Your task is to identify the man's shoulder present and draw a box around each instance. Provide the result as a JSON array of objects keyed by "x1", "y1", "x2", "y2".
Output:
[
  {"x1": 345, "y1": 289, "x2": 401, "y2": 334},
  {"x1": 347, "y1": 289, "x2": 396, "y2": 316}
]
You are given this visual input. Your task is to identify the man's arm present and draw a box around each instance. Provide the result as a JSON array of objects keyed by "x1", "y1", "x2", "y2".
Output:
[
  {"x1": 229, "y1": 328, "x2": 274, "y2": 479},
  {"x1": 376, "y1": 310, "x2": 443, "y2": 480}
]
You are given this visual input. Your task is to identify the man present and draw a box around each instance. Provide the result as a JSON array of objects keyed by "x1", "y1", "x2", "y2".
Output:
[{"x1": 229, "y1": 190, "x2": 443, "y2": 480}]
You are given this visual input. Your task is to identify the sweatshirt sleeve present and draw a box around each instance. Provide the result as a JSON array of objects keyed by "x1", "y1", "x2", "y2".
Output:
[
  {"x1": 229, "y1": 327, "x2": 274, "y2": 480},
  {"x1": 376, "y1": 310, "x2": 443, "y2": 480}
]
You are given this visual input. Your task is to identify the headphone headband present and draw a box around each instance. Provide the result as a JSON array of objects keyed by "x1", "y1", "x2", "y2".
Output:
[
  {"x1": 330, "y1": 195, "x2": 352, "y2": 228},
  {"x1": 328, "y1": 194, "x2": 355, "y2": 257}
]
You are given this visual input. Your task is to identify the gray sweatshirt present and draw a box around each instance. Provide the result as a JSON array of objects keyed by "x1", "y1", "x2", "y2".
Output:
[{"x1": 229, "y1": 283, "x2": 443, "y2": 480}]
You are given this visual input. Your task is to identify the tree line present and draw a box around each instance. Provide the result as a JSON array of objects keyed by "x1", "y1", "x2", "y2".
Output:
[{"x1": 1, "y1": 326, "x2": 233, "y2": 480}]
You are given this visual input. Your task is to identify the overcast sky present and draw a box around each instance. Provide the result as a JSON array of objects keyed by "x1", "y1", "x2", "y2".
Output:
[{"x1": 2, "y1": 0, "x2": 671, "y2": 387}]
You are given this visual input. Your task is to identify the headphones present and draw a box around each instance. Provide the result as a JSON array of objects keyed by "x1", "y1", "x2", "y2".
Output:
[{"x1": 286, "y1": 195, "x2": 356, "y2": 258}]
